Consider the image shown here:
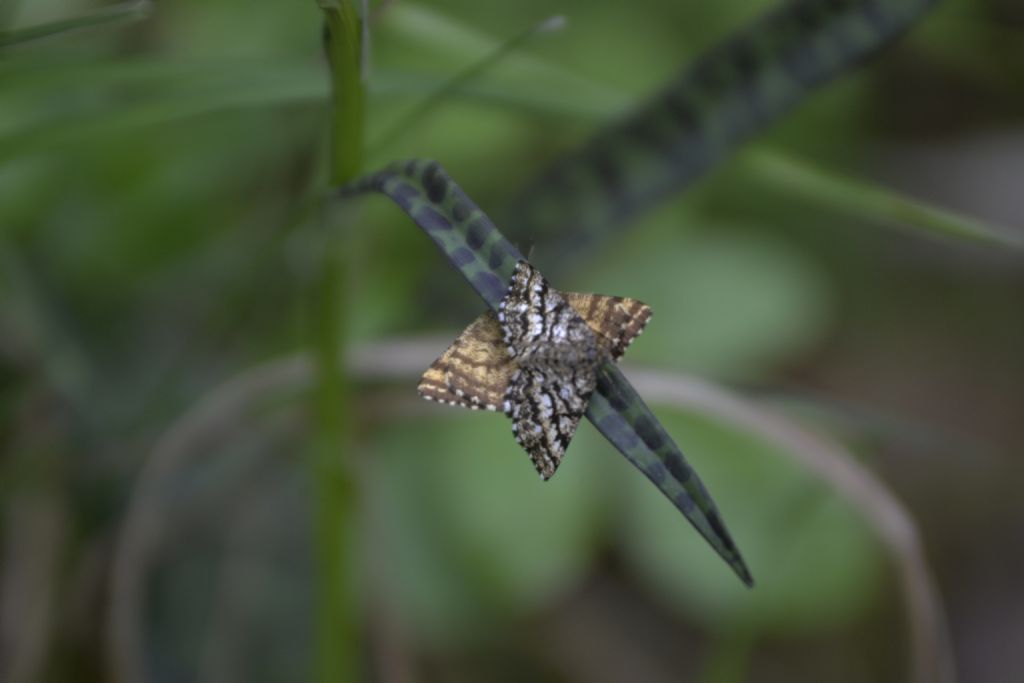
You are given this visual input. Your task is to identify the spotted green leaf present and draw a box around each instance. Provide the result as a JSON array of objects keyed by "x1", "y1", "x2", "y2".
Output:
[
  {"x1": 507, "y1": 0, "x2": 939, "y2": 259},
  {"x1": 337, "y1": 159, "x2": 753, "y2": 586}
]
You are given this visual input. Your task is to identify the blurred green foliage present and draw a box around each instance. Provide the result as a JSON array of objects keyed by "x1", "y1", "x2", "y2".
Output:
[{"x1": 2, "y1": 1, "x2": 1022, "y2": 682}]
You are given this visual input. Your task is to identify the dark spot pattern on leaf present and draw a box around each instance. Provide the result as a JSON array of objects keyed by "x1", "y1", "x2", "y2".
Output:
[
  {"x1": 450, "y1": 247, "x2": 475, "y2": 267},
  {"x1": 422, "y1": 162, "x2": 448, "y2": 204},
  {"x1": 645, "y1": 462, "x2": 668, "y2": 486},
  {"x1": 608, "y1": 387, "x2": 629, "y2": 413},
  {"x1": 595, "y1": 370, "x2": 627, "y2": 413},
  {"x1": 708, "y1": 511, "x2": 737, "y2": 553},
  {"x1": 466, "y1": 219, "x2": 490, "y2": 250},
  {"x1": 665, "y1": 454, "x2": 692, "y2": 484},
  {"x1": 633, "y1": 414, "x2": 665, "y2": 452},
  {"x1": 391, "y1": 183, "x2": 420, "y2": 210},
  {"x1": 488, "y1": 248, "x2": 504, "y2": 271},
  {"x1": 452, "y1": 201, "x2": 472, "y2": 223},
  {"x1": 472, "y1": 271, "x2": 506, "y2": 306},
  {"x1": 414, "y1": 206, "x2": 452, "y2": 232},
  {"x1": 597, "y1": 411, "x2": 639, "y2": 450},
  {"x1": 673, "y1": 491, "x2": 696, "y2": 513}
]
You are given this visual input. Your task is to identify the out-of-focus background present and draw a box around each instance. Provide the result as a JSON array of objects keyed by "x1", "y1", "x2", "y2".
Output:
[{"x1": 2, "y1": 1, "x2": 1022, "y2": 681}]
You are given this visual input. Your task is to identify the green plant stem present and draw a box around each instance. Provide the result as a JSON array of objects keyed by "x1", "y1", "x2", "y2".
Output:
[
  {"x1": 312, "y1": 3, "x2": 364, "y2": 683},
  {"x1": 324, "y1": 1, "x2": 365, "y2": 185}
]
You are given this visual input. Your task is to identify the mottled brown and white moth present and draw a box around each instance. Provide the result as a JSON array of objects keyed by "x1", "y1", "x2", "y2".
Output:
[{"x1": 418, "y1": 261, "x2": 651, "y2": 480}]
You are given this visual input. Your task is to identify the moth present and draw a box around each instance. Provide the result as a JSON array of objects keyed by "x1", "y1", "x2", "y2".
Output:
[{"x1": 419, "y1": 260, "x2": 652, "y2": 480}]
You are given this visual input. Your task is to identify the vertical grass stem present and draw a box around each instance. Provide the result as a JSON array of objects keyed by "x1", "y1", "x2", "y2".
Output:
[{"x1": 312, "y1": 2, "x2": 364, "y2": 682}]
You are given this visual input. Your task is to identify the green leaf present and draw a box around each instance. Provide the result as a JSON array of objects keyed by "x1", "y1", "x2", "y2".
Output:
[
  {"x1": 621, "y1": 409, "x2": 883, "y2": 634},
  {"x1": 0, "y1": 1, "x2": 151, "y2": 48},
  {"x1": 376, "y1": 2, "x2": 623, "y2": 115},
  {"x1": 0, "y1": 60, "x2": 324, "y2": 162},
  {"x1": 337, "y1": 159, "x2": 754, "y2": 586},
  {"x1": 0, "y1": 56, "x2": 601, "y2": 163},
  {"x1": 738, "y1": 147, "x2": 1024, "y2": 251},
  {"x1": 3, "y1": 5, "x2": 1007, "y2": 253},
  {"x1": 368, "y1": 13, "x2": 567, "y2": 160},
  {"x1": 365, "y1": 414, "x2": 603, "y2": 644},
  {"x1": 577, "y1": 226, "x2": 832, "y2": 380},
  {"x1": 506, "y1": 0, "x2": 940, "y2": 260}
]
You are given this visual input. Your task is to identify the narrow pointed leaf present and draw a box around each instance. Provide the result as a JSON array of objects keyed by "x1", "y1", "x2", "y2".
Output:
[
  {"x1": 0, "y1": 1, "x2": 150, "y2": 48},
  {"x1": 739, "y1": 148, "x2": 1024, "y2": 251},
  {"x1": 336, "y1": 159, "x2": 753, "y2": 586},
  {"x1": 507, "y1": 0, "x2": 939, "y2": 259},
  {"x1": 380, "y1": 3, "x2": 621, "y2": 113},
  {"x1": 368, "y1": 13, "x2": 567, "y2": 159}
]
